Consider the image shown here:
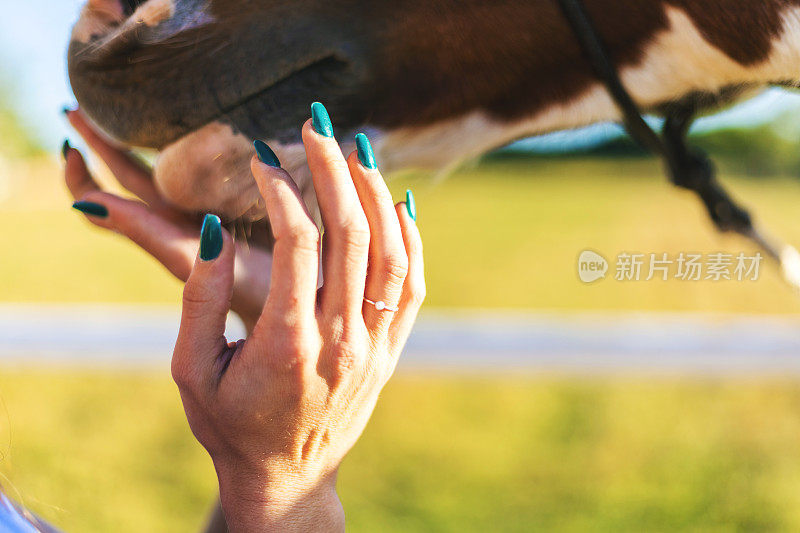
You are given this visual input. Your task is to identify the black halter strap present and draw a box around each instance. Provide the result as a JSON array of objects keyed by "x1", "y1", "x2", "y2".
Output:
[
  {"x1": 555, "y1": 0, "x2": 666, "y2": 156},
  {"x1": 554, "y1": 0, "x2": 760, "y2": 242}
]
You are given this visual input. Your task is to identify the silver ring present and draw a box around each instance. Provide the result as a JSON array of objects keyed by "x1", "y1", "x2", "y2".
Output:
[{"x1": 363, "y1": 298, "x2": 398, "y2": 312}]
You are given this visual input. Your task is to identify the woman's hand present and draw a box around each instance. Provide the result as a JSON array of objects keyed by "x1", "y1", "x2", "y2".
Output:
[
  {"x1": 63, "y1": 108, "x2": 271, "y2": 330},
  {"x1": 171, "y1": 105, "x2": 424, "y2": 532}
]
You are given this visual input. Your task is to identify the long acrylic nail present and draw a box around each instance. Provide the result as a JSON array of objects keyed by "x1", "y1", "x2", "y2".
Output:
[
  {"x1": 355, "y1": 133, "x2": 377, "y2": 170},
  {"x1": 311, "y1": 102, "x2": 334, "y2": 137},
  {"x1": 254, "y1": 140, "x2": 281, "y2": 168},
  {"x1": 405, "y1": 190, "x2": 417, "y2": 221},
  {"x1": 72, "y1": 201, "x2": 108, "y2": 219},
  {"x1": 62, "y1": 139, "x2": 71, "y2": 160},
  {"x1": 200, "y1": 214, "x2": 223, "y2": 261}
]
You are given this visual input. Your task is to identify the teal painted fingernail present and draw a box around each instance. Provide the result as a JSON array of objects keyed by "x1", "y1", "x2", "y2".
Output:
[
  {"x1": 254, "y1": 140, "x2": 281, "y2": 167},
  {"x1": 311, "y1": 102, "x2": 334, "y2": 137},
  {"x1": 72, "y1": 201, "x2": 108, "y2": 218},
  {"x1": 200, "y1": 214, "x2": 223, "y2": 261},
  {"x1": 355, "y1": 133, "x2": 377, "y2": 170},
  {"x1": 62, "y1": 139, "x2": 71, "y2": 160},
  {"x1": 405, "y1": 190, "x2": 417, "y2": 221}
]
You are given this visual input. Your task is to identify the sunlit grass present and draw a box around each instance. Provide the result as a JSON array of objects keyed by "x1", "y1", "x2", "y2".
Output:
[
  {"x1": 3, "y1": 370, "x2": 800, "y2": 532},
  {"x1": 4, "y1": 155, "x2": 800, "y2": 531},
  {"x1": 3, "y1": 156, "x2": 800, "y2": 313}
]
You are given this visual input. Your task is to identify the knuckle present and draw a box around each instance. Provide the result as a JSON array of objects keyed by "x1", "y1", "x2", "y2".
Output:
[
  {"x1": 332, "y1": 341, "x2": 364, "y2": 377},
  {"x1": 338, "y1": 217, "x2": 371, "y2": 251},
  {"x1": 282, "y1": 223, "x2": 320, "y2": 253},
  {"x1": 171, "y1": 356, "x2": 197, "y2": 391},
  {"x1": 182, "y1": 283, "x2": 213, "y2": 310},
  {"x1": 260, "y1": 324, "x2": 316, "y2": 380},
  {"x1": 181, "y1": 281, "x2": 218, "y2": 317},
  {"x1": 319, "y1": 153, "x2": 347, "y2": 172},
  {"x1": 280, "y1": 331, "x2": 312, "y2": 360},
  {"x1": 382, "y1": 252, "x2": 410, "y2": 285},
  {"x1": 335, "y1": 353, "x2": 357, "y2": 377},
  {"x1": 281, "y1": 356, "x2": 309, "y2": 390}
]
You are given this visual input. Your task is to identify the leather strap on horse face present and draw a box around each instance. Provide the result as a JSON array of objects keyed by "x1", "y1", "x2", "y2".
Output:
[{"x1": 554, "y1": 0, "x2": 761, "y2": 244}]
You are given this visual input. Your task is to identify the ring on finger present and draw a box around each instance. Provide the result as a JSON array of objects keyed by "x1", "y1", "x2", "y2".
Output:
[{"x1": 363, "y1": 297, "x2": 398, "y2": 312}]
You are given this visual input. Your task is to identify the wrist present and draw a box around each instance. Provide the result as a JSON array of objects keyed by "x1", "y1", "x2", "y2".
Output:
[{"x1": 216, "y1": 463, "x2": 344, "y2": 533}]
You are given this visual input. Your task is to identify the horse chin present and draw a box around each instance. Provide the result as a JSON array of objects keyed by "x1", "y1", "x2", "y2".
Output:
[
  {"x1": 152, "y1": 121, "x2": 324, "y2": 229},
  {"x1": 153, "y1": 122, "x2": 265, "y2": 223}
]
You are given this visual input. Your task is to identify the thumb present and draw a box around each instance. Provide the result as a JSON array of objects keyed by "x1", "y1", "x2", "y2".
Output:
[{"x1": 173, "y1": 215, "x2": 235, "y2": 381}]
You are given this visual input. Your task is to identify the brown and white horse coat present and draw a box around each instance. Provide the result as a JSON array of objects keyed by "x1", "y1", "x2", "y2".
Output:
[{"x1": 68, "y1": 0, "x2": 800, "y2": 274}]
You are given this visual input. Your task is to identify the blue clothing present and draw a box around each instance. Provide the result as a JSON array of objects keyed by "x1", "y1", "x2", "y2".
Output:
[{"x1": 0, "y1": 495, "x2": 39, "y2": 533}]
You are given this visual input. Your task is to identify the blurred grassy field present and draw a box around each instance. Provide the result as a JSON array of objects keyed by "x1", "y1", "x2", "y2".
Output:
[
  {"x1": 3, "y1": 153, "x2": 800, "y2": 531},
  {"x1": 3, "y1": 154, "x2": 800, "y2": 312},
  {"x1": 3, "y1": 370, "x2": 800, "y2": 532}
]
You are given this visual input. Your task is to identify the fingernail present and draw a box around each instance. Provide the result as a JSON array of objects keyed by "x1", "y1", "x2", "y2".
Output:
[
  {"x1": 311, "y1": 102, "x2": 334, "y2": 137},
  {"x1": 200, "y1": 214, "x2": 223, "y2": 261},
  {"x1": 405, "y1": 190, "x2": 417, "y2": 221},
  {"x1": 253, "y1": 140, "x2": 281, "y2": 167},
  {"x1": 355, "y1": 133, "x2": 377, "y2": 170},
  {"x1": 72, "y1": 201, "x2": 108, "y2": 219},
  {"x1": 62, "y1": 139, "x2": 71, "y2": 160}
]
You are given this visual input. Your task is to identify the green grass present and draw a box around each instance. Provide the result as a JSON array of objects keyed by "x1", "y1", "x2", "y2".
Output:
[
  {"x1": 3, "y1": 370, "x2": 800, "y2": 532},
  {"x1": 4, "y1": 156, "x2": 800, "y2": 312},
  {"x1": 4, "y1": 155, "x2": 800, "y2": 531}
]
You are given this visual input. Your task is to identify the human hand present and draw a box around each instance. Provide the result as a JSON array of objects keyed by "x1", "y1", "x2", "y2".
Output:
[
  {"x1": 63, "y1": 108, "x2": 271, "y2": 330},
  {"x1": 171, "y1": 104, "x2": 424, "y2": 532}
]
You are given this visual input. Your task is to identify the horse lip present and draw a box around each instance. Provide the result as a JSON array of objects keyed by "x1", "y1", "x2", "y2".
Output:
[
  {"x1": 158, "y1": 53, "x2": 348, "y2": 151},
  {"x1": 206, "y1": 54, "x2": 340, "y2": 128},
  {"x1": 69, "y1": 28, "x2": 349, "y2": 148}
]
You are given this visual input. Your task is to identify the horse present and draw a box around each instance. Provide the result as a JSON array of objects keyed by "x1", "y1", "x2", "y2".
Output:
[{"x1": 67, "y1": 0, "x2": 800, "y2": 285}]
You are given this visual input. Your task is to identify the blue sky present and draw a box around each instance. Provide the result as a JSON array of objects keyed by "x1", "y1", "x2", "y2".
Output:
[
  {"x1": 0, "y1": 1, "x2": 84, "y2": 151},
  {"x1": 2, "y1": 0, "x2": 800, "y2": 154}
]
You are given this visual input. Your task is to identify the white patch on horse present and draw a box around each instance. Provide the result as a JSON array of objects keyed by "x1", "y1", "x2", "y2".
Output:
[
  {"x1": 153, "y1": 124, "x2": 326, "y2": 225},
  {"x1": 155, "y1": 122, "x2": 261, "y2": 220},
  {"x1": 133, "y1": 0, "x2": 176, "y2": 27},
  {"x1": 374, "y1": 5, "x2": 800, "y2": 176},
  {"x1": 72, "y1": 0, "x2": 125, "y2": 43}
]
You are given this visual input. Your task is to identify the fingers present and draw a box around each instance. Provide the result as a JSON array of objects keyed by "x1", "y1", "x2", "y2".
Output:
[
  {"x1": 250, "y1": 154, "x2": 320, "y2": 330},
  {"x1": 346, "y1": 143, "x2": 408, "y2": 340},
  {"x1": 65, "y1": 108, "x2": 163, "y2": 207},
  {"x1": 66, "y1": 146, "x2": 197, "y2": 281},
  {"x1": 388, "y1": 200, "x2": 425, "y2": 355},
  {"x1": 302, "y1": 105, "x2": 370, "y2": 322},
  {"x1": 173, "y1": 215, "x2": 235, "y2": 383},
  {"x1": 64, "y1": 141, "x2": 103, "y2": 200}
]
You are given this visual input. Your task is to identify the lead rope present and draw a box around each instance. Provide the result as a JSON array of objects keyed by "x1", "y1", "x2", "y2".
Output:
[{"x1": 554, "y1": 0, "x2": 800, "y2": 290}]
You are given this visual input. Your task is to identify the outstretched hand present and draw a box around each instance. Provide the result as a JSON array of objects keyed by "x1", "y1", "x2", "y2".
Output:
[
  {"x1": 63, "y1": 108, "x2": 271, "y2": 330},
  {"x1": 172, "y1": 107, "x2": 424, "y2": 531}
]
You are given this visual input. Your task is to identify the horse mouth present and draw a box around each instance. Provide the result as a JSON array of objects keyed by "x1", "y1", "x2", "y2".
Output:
[
  {"x1": 69, "y1": 33, "x2": 356, "y2": 149},
  {"x1": 199, "y1": 54, "x2": 353, "y2": 146}
]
